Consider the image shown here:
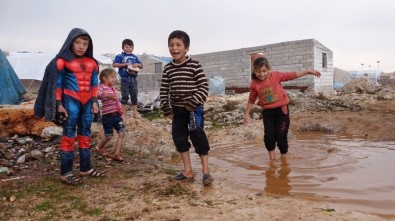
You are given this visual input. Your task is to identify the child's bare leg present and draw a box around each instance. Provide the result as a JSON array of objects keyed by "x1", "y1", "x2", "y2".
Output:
[
  {"x1": 122, "y1": 104, "x2": 129, "y2": 117},
  {"x1": 96, "y1": 136, "x2": 111, "y2": 156},
  {"x1": 200, "y1": 154, "x2": 209, "y2": 174},
  {"x1": 111, "y1": 132, "x2": 125, "y2": 156},
  {"x1": 200, "y1": 154, "x2": 213, "y2": 185},
  {"x1": 98, "y1": 137, "x2": 111, "y2": 149},
  {"x1": 180, "y1": 151, "x2": 194, "y2": 178},
  {"x1": 268, "y1": 150, "x2": 276, "y2": 160},
  {"x1": 132, "y1": 105, "x2": 141, "y2": 119}
]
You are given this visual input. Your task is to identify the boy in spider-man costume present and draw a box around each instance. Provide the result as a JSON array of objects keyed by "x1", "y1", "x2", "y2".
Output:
[{"x1": 35, "y1": 28, "x2": 105, "y2": 185}]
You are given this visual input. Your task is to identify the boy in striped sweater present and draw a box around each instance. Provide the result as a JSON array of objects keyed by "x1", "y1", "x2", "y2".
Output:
[
  {"x1": 97, "y1": 68, "x2": 126, "y2": 161},
  {"x1": 160, "y1": 30, "x2": 213, "y2": 186}
]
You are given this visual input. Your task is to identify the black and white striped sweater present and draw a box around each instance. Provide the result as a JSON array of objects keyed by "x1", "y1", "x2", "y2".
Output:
[{"x1": 160, "y1": 57, "x2": 209, "y2": 116}]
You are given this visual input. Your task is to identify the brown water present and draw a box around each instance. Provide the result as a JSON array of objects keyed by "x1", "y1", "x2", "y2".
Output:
[{"x1": 184, "y1": 133, "x2": 395, "y2": 217}]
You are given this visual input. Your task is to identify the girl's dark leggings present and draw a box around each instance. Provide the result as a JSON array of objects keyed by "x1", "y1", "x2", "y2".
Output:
[{"x1": 262, "y1": 106, "x2": 290, "y2": 154}]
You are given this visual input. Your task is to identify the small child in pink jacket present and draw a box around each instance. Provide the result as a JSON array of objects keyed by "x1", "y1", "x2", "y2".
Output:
[
  {"x1": 244, "y1": 55, "x2": 321, "y2": 160},
  {"x1": 97, "y1": 68, "x2": 125, "y2": 162}
]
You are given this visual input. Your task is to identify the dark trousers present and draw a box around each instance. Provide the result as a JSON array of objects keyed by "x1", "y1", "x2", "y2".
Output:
[
  {"x1": 120, "y1": 76, "x2": 138, "y2": 105},
  {"x1": 171, "y1": 106, "x2": 210, "y2": 155},
  {"x1": 262, "y1": 106, "x2": 290, "y2": 154},
  {"x1": 101, "y1": 112, "x2": 125, "y2": 136}
]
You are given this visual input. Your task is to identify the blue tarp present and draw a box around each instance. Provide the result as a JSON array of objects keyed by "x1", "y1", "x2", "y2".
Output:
[
  {"x1": 0, "y1": 49, "x2": 26, "y2": 104},
  {"x1": 208, "y1": 76, "x2": 225, "y2": 95},
  {"x1": 333, "y1": 82, "x2": 345, "y2": 90}
]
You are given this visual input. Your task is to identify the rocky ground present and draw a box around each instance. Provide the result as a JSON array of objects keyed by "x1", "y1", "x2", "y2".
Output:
[{"x1": 1, "y1": 78, "x2": 395, "y2": 221}]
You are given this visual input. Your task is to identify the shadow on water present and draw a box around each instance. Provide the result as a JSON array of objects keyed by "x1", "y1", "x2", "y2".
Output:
[{"x1": 181, "y1": 132, "x2": 395, "y2": 218}]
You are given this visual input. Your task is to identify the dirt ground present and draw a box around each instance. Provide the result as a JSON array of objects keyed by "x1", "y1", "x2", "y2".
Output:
[{"x1": 1, "y1": 86, "x2": 395, "y2": 220}]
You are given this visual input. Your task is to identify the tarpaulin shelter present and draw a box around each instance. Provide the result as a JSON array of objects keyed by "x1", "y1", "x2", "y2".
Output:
[
  {"x1": 0, "y1": 49, "x2": 26, "y2": 104},
  {"x1": 6, "y1": 51, "x2": 113, "y2": 93},
  {"x1": 6, "y1": 51, "x2": 54, "y2": 94}
]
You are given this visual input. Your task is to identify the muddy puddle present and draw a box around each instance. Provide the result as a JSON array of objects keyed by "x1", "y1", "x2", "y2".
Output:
[{"x1": 179, "y1": 133, "x2": 395, "y2": 217}]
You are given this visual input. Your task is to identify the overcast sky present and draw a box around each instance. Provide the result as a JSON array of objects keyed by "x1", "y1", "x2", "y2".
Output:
[{"x1": 1, "y1": 0, "x2": 394, "y2": 72}]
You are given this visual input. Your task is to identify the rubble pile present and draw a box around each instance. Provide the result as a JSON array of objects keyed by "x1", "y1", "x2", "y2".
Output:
[
  {"x1": 0, "y1": 135, "x2": 58, "y2": 176},
  {"x1": 340, "y1": 78, "x2": 376, "y2": 94}
]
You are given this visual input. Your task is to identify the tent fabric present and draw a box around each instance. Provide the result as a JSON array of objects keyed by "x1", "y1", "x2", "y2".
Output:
[
  {"x1": 7, "y1": 52, "x2": 113, "y2": 93},
  {"x1": 7, "y1": 52, "x2": 113, "y2": 81},
  {"x1": 0, "y1": 49, "x2": 27, "y2": 104},
  {"x1": 7, "y1": 52, "x2": 54, "y2": 80}
]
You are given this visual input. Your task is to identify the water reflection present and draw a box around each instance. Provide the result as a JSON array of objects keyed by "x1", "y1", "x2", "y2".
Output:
[{"x1": 264, "y1": 158, "x2": 291, "y2": 195}]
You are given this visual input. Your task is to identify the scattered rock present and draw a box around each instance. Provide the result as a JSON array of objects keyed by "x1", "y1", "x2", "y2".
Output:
[
  {"x1": 41, "y1": 126, "x2": 63, "y2": 138},
  {"x1": 30, "y1": 150, "x2": 44, "y2": 160},
  {"x1": 16, "y1": 154, "x2": 26, "y2": 164},
  {"x1": 9, "y1": 196, "x2": 16, "y2": 202}
]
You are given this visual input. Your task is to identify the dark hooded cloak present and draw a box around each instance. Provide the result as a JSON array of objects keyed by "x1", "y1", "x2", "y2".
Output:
[{"x1": 34, "y1": 28, "x2": 97, "y2": 122}]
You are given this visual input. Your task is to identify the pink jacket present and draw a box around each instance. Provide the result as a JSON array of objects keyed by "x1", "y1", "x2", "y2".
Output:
[{"x1": 98, "y1": 84, "x2": 122, "y2": 115}]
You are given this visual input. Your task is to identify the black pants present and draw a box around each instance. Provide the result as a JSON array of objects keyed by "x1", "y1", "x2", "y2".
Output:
[
  {"x1": 171, "y1": 106, "x2": 210, "y2": 155},
  {"x1": 262, "y1": 106, "x2": 290, "y2": 154}
]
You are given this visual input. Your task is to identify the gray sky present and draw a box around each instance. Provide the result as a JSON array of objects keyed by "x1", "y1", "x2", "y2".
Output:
[{"x1": 1, "y1": 0, "x2": 394, "y2": 72}]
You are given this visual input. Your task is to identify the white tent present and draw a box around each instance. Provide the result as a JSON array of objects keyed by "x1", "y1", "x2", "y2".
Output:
[
  {"x1": 6, "y1": 52, "x2": 114, "y2": 93},
  {"x1": 7, "y1": 52, "x2": 54, "y2": 81}
]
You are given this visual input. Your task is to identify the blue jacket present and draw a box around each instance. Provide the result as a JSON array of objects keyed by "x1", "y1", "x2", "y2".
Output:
[{"x1": 113, "y1": 52, "x2": 142, "y2": 77}]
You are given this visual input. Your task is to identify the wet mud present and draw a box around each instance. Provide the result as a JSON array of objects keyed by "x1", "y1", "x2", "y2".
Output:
[{"x1": 177, "y1": 133, "x2": 395, "y2": 218}]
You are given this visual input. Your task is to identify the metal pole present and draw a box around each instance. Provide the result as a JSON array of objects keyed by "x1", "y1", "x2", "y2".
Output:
[{"x1": 376, "y1": 61, "x2": 381, "y2": 85}]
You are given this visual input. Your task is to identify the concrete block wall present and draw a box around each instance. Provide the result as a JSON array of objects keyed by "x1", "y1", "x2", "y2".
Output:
[
  {"x1": 245, "y1": 39, "x2": 317, "y2": 91},
  {"x1": 136, "y1": 39, "x2": 334, "y2": 94},
  {"x1": 192, "y1": 39, "x2": 334, "y2": 94},
  {"x1": 138, "y1": 60, "x2": 157, "y2": 73},
  {"x1": 138, "y1": 56, "x2": 167, "y2": 74},
  {"x1": 192, "y1": 49, "x2": 251, "y2": 89},
  {"x1": 137, "y1": 73, "x2": 162, "y2": 92},
  {"x1": 312, "y1": 40, "x2": 334, "y2": 93}
]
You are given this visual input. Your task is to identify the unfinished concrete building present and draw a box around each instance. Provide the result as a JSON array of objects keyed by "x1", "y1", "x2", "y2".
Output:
[
  {"x1": 137, "y1": 39, "x2": 333, "y2": 94},
  {"x1": 193, "y1": 39, "x2": 333, "y2": 94}
]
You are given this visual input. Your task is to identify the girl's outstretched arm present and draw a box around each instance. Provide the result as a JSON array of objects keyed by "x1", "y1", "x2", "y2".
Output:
[
  {"x1": 244, "y1": 102, "x2": 254, "y2": 126},
  {"x1": 295, "y1": 70, "x2": 321, "y2": 78}
]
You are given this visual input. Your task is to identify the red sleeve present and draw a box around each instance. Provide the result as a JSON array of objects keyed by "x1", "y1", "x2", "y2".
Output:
[
  {"x1": 248, "y1": 81, "x2": 258, "y2": 104},
  {"x1": 55, "y1": 58, "x2": 65, "y2": 101},
  {"x1": 274, "y1": 71, "x2": 298, "y2": 82}
]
